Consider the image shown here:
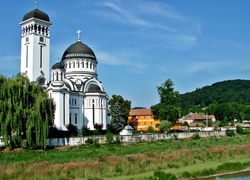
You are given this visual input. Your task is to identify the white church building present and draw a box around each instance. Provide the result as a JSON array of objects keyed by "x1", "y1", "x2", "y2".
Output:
[{"x1": 19, "y1": 5, "x2": 110, "y2": 132}]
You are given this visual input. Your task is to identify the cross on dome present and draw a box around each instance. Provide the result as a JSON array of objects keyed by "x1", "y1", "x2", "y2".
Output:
[
  {"x1": 35, "y1": 0, "x2": 38, "y2": 9},
  {"x1": 77, "y1": 29, "x2": 81, "y2": 42}
]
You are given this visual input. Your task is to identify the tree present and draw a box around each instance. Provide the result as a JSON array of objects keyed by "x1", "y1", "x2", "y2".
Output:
[
  {"x1": 157, "y1": 79, "x2": 180, "y2": 105},
  {"x1": 0, "y1": 74, "x2": 55, "y2": 149},
  {"x1": 109, "y1": 94, "x2": 131, "y2": 121},
  {"x1": 109, "y1": 102, "x2": 126, "y2": 134},
  {"x1": 159, "y1": 120, "x2": 172, "y2": 133},
  {"x1": 108, "y1": 94, "x2": 131, "y2": 133},
  {"x1": 151, "y1": 79, "x2": 180, "y2": 125}
]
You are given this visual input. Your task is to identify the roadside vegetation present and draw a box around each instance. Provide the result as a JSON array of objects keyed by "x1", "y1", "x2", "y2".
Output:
[{"x1": 1, "y1": 134, "x2": 250, "y2": 179}]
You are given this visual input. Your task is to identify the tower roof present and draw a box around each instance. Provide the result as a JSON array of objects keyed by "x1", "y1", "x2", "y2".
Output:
[
  {"x1": 23, "y1": 9, "x2": 50, "y2": 22},
  {"x1": 61, "y1": 41, "x2": 96, "y2": 61},
  {"x1": 52, "y1": 62, "x2": 64, "y2": 70}
]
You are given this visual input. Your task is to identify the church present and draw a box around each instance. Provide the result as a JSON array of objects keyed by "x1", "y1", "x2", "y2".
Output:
[{"x1": 19, "y1": 5, "x2": 110, "y2": 132}]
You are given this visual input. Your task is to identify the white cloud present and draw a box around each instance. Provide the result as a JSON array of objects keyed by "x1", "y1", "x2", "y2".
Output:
[
  {"x1": 97, "y1": 51, "x2": 147, "y2": 73},
  {"x1": 96, "y1": 0, "x2": 200, "y2": 50}
]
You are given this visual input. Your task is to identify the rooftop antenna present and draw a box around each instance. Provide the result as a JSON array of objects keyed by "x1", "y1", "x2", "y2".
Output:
[
  {"x1": 35, "y1": 0, "x2": 38, "y2": 9},
  {"x1": 77, "y1": 29, "x2": 81, "y2": 42}
]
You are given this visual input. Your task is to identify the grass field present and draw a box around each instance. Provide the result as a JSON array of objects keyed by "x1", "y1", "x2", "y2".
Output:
[{"x1": 0, "y1": 134, "x2": 250, "y2": 179}]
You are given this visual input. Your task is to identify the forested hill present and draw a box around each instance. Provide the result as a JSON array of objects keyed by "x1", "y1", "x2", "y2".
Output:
[{"x1": 179, "y1": 79, "x2": 250, "y2": 109}]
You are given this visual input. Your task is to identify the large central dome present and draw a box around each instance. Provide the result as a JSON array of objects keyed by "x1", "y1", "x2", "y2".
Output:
[{"x1": 62, "y1": 41, "x2": 96, "y2": 61}]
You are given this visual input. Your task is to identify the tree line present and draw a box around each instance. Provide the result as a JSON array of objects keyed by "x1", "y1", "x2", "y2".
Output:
[{"x1": 1, "y1": 73, "x2": 249, "y2": 149}]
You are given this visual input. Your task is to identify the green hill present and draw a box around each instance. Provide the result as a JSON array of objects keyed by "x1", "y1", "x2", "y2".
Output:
[{"x1": 179, "y1": 79, "x2": 250, "y2": 110}]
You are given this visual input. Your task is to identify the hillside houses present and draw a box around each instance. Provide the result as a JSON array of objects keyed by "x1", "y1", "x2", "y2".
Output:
[{"x1": 179, "y1": 112, "x2": 216, "y2": 124}]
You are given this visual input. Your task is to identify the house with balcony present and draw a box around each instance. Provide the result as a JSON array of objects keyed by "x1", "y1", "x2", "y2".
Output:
[{"x1": 128, "y1": 108, "x2": 160, "y2": 131}]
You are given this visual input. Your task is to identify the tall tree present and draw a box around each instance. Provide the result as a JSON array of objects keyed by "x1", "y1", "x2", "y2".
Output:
[
  {"x1": 151, "y1": 79, "x2": 180, "y2": 125},
  {"x1": 0, "y1": 74, "x2": 55, "y2": 149},
  {"x1": 157, "y1": 79, "x2": 180, "y2": 105},
  {"x1": 109, "y1": 102, "x2": 125, "y2": 134},
  {"x1": 108, "y1": 94, "x2": 131, "y2": 133},
  {"x1": 109, "y1": 94, "x2": 131, "y2": 122}
]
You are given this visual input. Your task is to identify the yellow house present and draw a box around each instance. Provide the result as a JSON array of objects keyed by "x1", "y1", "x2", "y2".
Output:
[{"x1": 128, "y1": 108, "x2": 160, "y2": 131}]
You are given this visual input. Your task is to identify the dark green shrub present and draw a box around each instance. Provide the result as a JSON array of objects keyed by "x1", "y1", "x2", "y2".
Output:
[
  {"x1": 236, "y1": 125, "x2": 244, "y2": 134},
  {"x1": 85, "y1": 138, "x2": 94, "y2": 145},
  {"x1": 115, "y1": 165, "x2": 123, "y2": 174},
  {"x1": 226, "y1": 129, "x2": 235, "y2": 137},
  {"x1": 66, "y1": 124, "x2": 78, "y2": 136},
  {"x1": 92, "y1": 130, "x2": 101, "y2": 135},
  {"x1": 153, "y1": 171, "x2": 176, "y2": 180},
  {"x1": 82, "y1": 126, "x2": 91, "y2": 136},
  {"x1": 93, "y1": 140, "x2": 100, "y2": 148},
  {"x1": 181, "y1": 171, "x2": 191, "y2": 178},
  {"x1": 198, "y1": 168, "x2": 216, "y2": 176},
  {"x1": 21, "y1": 139, "x2": 28, "y2": 149},
  {"x1": 106, "y1": 131, "x2": 114, "y2": 145},
  {"x1": 148, "y1": 126, "x2": 154, "y2": 133},
  {"x1": 217, "y1": 162, "x2": 244, "y2": 172},
  {"x1": 192, "y1": 133, "x2": 200, "y2": 140},
  {"x1": 173, "y1": 134, "x2": 178, "y2": 140},
  {"x1": 115, "y1": 135, "x2": 121, "y2": 144}
]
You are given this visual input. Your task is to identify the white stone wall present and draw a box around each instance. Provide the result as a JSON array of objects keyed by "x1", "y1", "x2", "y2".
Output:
[{"x1": 47, "y1": 131, "x2": 226, "y2": 146}]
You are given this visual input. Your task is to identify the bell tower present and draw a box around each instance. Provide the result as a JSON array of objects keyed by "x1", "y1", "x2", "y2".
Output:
[{"x1": 19, "y1": 2, "x2": 52, "y2": 86}]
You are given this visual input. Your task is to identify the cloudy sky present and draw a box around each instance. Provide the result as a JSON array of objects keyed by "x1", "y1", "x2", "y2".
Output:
[{"x1": 0, "y1": 0, "x2": 249, "y2": 108}]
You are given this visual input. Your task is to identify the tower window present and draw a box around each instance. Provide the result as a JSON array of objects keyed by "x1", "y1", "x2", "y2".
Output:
[
  {"x1": 39, "y1": 37, "x2": 44, "y2": 43},
  {"x1": 40, "y1": 45, "x2": 43, "y2": 68},
  {"x1": 26, "y1": 46, "x2": 28, "y2": 68},
  {"x1": 75, "y1": 114, "x2": 77, "y2": 124}
]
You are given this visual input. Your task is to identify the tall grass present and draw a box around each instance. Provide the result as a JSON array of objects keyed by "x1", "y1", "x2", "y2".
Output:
[{"x1": 0, "y1": 135, "x2": 250, "y2": 179}]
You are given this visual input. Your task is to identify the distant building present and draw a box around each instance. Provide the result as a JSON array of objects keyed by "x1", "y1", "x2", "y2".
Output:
[
  {"x1": 179, "y1": 112, "x2": 216, "y2": 124},
  {"x1": 128, "y1": 108, "x2": 160, "y2": 131}
]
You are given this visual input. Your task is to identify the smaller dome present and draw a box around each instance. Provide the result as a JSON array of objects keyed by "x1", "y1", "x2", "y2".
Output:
[
  {"x1": 52, "y1": 62, "x2": 64, "y2": 70},
  {"x1": 23, "y1": 9, "x2": 50, "y2": 22},
  {"x1": 87, "y1": 84, "x2": 102, "y2": 93},
  {"x1": 62, "y1": 41, "x2": 96, "y2": 60}
]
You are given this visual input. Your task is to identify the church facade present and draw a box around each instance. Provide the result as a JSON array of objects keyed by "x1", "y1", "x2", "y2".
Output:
[{"x1": 19, "y1": 6, "x2": 110, "y2": 132}]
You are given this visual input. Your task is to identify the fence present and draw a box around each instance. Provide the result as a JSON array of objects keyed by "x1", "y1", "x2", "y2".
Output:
[{"x1": 47, "y1": 131, "x2": 226, "y2": 147}]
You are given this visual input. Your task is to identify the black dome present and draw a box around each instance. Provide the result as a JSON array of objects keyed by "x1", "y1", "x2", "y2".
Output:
[
  {"x1": 52, "y1": 62, "x2": 64, "y2": 70},
  {"x1": 62, "y1": 41, "x2": 96, "y2": 61},
  {"x1": 23, "y1": 9, "x2": 50, "y2": 22},
  {"x1": 87, "y1": 84, "x2": 102, "y2": 93}
]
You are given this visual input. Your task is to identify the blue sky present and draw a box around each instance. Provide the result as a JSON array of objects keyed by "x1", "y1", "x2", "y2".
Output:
[{"x1": 0, "y1": 0, "x2": 249, "y2": 108}]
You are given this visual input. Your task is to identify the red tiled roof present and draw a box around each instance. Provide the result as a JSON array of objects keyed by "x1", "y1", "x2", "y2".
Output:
[
  {"x1": 129, "y1": 108, "x2": 153, "y2": 116},
  {"x1": 182, "y1": 113, "x2": 215, "y2": 121}
]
